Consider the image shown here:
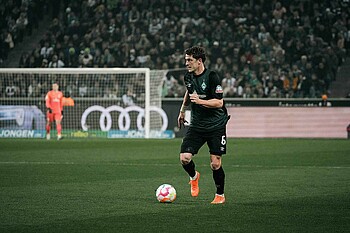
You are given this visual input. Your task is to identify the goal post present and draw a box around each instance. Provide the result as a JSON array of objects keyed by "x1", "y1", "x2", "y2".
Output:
[{"x1": 0, "y1": 68, "x2": 174, "y2": 139}]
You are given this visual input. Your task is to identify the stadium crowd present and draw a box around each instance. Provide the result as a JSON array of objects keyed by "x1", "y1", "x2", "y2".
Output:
[
  {"x1": 0, "y1": 0, "x2": 46, "y2": 64},
  {"x1": 1, "y1": 0, "x2": 350, "y2": 99}
]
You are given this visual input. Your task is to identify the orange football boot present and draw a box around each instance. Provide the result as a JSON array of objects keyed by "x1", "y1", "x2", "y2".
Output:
[
  {"x1": 211, "y1": 194, "x2": 225, "y2": 204},
  {"x1": 189, "y1": 171, "x2": 200, "y2": 197}
]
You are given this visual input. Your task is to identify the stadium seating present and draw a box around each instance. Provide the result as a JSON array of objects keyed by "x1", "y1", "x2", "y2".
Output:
[{"x1": 1, "y1": 0, "x2": 349, "y2": 99}]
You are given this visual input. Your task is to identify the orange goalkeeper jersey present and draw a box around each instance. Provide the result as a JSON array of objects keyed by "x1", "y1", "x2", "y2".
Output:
[{"x1": 45, "y1": 90, "x2": 63, "y2": 113}]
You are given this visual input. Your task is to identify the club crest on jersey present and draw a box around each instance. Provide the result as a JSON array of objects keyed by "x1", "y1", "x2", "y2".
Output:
[
  {"x1": 201, "y1": 82, "x2": 207, "y2": 90},
  {"x1": 215, "y1": 85, "x2": 223, "y2": 94}
]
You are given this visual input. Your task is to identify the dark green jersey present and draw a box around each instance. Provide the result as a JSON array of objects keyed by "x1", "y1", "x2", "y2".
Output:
[{"x1": 184, "y1": 69, "x2": 229, "y2": 132}]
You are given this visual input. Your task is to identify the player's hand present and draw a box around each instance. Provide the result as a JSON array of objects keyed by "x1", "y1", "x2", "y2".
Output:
[
  {"x1": 177, "y1": 112, "x2": 188, "y2": 129},
  {"x1": 189, "y1": 92, "x2": 200, "y2": 104},
  {"x1": 47, "y1": 108, "x2": 52, "y2": 113}
]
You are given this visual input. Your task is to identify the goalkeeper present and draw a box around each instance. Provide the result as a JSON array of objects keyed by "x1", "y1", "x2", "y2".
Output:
[
  {"x1": 45, "y1": 83, "x2": 63, "y2": 140},
  {"x1": 178, "y1": 46, "x2": 230, "y2": 204}
]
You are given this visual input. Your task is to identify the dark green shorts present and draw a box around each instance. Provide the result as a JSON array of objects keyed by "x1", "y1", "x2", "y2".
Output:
[{"x1": 180, "y1": 127, "x2": 227, "y2": 155}]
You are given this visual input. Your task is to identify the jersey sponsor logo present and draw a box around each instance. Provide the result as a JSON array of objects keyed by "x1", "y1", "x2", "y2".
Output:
[
  {"x1": 81, "y1": 105, "x2": 168, "y2": 132},
  {"x1": 215, "y1": 85, "x2": 223, "y2": 94}
]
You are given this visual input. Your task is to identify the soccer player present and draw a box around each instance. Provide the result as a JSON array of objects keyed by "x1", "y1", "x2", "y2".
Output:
[
  {"x1": 178, "y1": 46, "x2": 230, "y2": 204},
  {"x1": 45, "y1": 83, "x2": 63, "y2": 140}
]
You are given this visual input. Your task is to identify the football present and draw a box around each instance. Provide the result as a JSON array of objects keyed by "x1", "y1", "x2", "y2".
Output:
[{"x1": 156, "y1": 184, "x2": 177, "y2": 203}]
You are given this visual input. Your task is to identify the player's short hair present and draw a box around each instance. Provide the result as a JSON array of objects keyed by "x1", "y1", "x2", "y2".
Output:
[{"x1": 185, "y1": 46, "x2": 206, "y2": 63}]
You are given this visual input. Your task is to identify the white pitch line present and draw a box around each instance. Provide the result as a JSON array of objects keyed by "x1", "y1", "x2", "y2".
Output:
[{"x1": 0, "y1": 161, "x2": 349, "y2": 169}]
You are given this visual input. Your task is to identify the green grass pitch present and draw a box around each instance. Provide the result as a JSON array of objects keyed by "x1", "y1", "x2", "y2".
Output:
[{"x1": 0, "y1": 138, "x2": 349, "y2": 233}]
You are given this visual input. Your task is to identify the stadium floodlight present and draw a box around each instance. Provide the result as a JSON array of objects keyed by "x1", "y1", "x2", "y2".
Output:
[{"x1": 0, "y1": 68, "x2": 170, "y2": 139}]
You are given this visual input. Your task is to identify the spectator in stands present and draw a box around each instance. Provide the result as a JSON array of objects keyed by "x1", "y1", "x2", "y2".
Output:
[
  {"x1": 272, "y1": 2, "x2": 287, "y2": 25},
  {"x1": 19, "y1": 52, "x2": 29, "y2": 68},
  {"x1": 48, "y1": 55, "x2": 65, "y2": 68},
  {"x1": 3, "y1": 31, "x2": 14, "y2": 57},
  {"x1": 101, "y1": 48, "x2": 114, "y2": 67},
  {"x1": 128, "y1": 6, "x2": 140, "y2": 25},
  {"x1": 78, "y1": 81, "x2": 88, "y2": 97},
  {"x1": 221, "y1": 72, "x2": 237, "y2": 97},
  {"x1": 126, "y1": 49, "x2": 137, "y2": 67},
  {"x1": 5, "y1": 80, "x2": 20, "y2": 97},
  {"x1": 136, "y1": 49, "x2": 148, "y2": 67},
  {"x1": 65, "y1": 47, "x2": 79, "y2": 67},
  {"x1": 135, "y1": 33, "x2": 151, "y2": 50},
  {"x1": 40, "y1": 41, "x2": 53, "y2": 59},
  {"x1": 213, "y1": 57, "x2": 226, "y2": 78},
  {"x1": 319, "y1": 94, "x2": 332, "y2": 107},
  {"x1": 148, "y1": 19, "x2": 162, "y2": 38},
  {"x1": 25, "y1": 55, "x2": 36, "y2": 68},
  {"x1": 15, "y1": 12, "x2": 28, "y2": 43},
  {"x1": 91, "y1": 81, "x2": 103, "y2": 97},
  {"x1": 104, "y1": 78, "x2": 119, "y2": 99},
  {"x1": 65, "y1": 80, "x2": 78, "y2": 97},
  {"x1": 162, "y1": 74, "x2": 178, "y2": 98},
  {"x1": 79, "y1": 48, "x2": 93, "y2": 67},
  {"x1": 41, "y1": 58, "x2": 49, "y2": 68},
  {"x1": 122, "y1": 88, "x2": 136, "y2": 106}
]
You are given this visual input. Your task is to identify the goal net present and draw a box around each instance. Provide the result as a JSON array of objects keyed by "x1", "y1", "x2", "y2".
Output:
[{"x1": 0, "y1": 68, "x2": 173, "y2": 139}]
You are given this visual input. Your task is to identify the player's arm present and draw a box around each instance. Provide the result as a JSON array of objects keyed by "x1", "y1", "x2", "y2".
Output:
[
  {"x1": 180, "y1": 71, "x2": 193, "y2": 111},
  {"x1": 45, "y1": 93, "x2": 52, "y2": 113},
  {"x1": 180, "y1": 90, "x2": 191, "y2": 111},
  {"x1": 178, "y1": 90, "x2": 191, "y2": 128},
  {"x1": 189, "y1": 71, "x2": 223, "y2": 108},
  {"x1": 190, "y1": 94, "x2": 223, "y2": 108}
]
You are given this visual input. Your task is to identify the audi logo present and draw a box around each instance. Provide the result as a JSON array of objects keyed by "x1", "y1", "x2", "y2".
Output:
[{"x1": 81, "y1": 105, "x2": 168, "y2": 131}]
